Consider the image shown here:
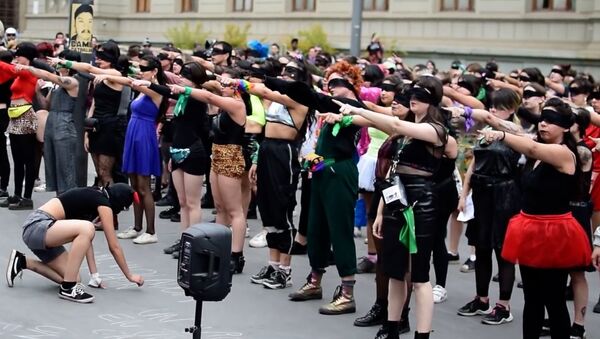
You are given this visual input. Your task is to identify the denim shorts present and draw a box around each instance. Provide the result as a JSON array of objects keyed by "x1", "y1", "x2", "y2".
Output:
[{"x1": 22, "y1": 209, "x2": 65, "y2": 263}]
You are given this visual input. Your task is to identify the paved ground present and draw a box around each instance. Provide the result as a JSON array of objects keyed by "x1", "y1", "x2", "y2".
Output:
[{"x1": 1, "y1": 163, "x2": 600, "y2": 338}]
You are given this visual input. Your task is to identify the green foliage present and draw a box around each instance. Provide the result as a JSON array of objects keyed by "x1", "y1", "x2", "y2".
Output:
[
  {"x1": 296, "y1": 24, "x2": 334, "y2": 54},
  {"x1": 164, "y1": 22, "x2": 210, "y2": 50},
  {"x1": 223, "y1": 23, "x2": 252, "y2": 48}
]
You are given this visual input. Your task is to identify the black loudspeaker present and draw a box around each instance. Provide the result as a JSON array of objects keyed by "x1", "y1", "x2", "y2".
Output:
[{"x1": 178, "y1": 223, "x2": 232, "y2": 301}]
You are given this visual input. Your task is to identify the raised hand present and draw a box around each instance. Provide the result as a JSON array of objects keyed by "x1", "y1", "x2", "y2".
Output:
[{"x1": 332, "y1": 99, "x2": 360, "y2": 116}]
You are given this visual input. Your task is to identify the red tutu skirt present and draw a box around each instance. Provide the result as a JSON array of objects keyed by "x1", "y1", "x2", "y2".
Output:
[{"x1": 501, "y1": 212, "x2": 592, "y2": 269}]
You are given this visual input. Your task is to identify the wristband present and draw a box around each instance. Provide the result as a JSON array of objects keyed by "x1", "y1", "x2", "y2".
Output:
[
  {"x1": 500, "y1": 131, "x2": 506, "y2": 141},
  {"x1": 65, "y1": 60, "x2": 73, "y2": 69}
]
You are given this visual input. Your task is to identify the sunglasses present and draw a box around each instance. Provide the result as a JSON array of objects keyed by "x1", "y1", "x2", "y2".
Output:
[
  {"x1": 518, "y1": 75, "x2": 531, "y2": 81},
  {"x1": 380, "y1": 83, "x2": 396, "y2": 92},
  {"x1": 6, "y1": 34, "x2": 16, "y2": 37}
]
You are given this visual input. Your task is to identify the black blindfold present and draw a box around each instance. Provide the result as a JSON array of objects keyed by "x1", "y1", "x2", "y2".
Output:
[
  {"x1": 522, "y1": 90, "x2": 545, "y2": 99},
  {"x1": 540, "y1": 109, "x2": 574, "y2": 129},
  {"x1": 408, "y1": 86, "x2": 437, "y2": 106},
  {"x1": 96, "y1": 50, "x2": 117, "y2": 65},
  {"x1": 327, "y1": 78, "x2": 355, "y2": 92}
]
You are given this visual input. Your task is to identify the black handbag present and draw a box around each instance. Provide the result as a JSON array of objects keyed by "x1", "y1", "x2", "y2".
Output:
[{"x1": 84, "y1": 117, "x2": 99, "y2": 132}]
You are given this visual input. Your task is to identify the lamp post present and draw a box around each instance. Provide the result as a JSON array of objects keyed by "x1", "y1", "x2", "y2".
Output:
[{"x1": 350, "y1": 0, "x2": 363, "y2": 57}]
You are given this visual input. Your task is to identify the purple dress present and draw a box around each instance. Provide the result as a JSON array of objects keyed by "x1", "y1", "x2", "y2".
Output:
[{"x1": 122, "y1": 95, "x2": 161, "y2": 176}]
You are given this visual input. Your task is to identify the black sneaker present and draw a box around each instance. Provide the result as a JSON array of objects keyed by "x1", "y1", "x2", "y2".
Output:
[
  {"x1": 447, "y1": 252, "x2": 460, "y2": 264},
  {"x1": 492, "y1": 273, "x2": 499, "y2": 282},
  {"x1": 263, "y1": 269, "x2": 292, "y2": 289},
  {"x1": 0, "y1": 189, "x2": 8, "y2": 198},
  {"x1": 159, "y1": 207, "x2": 179, "y2": 219},
  {"x1": 290, "y1": 241, "x2": 307, "y2": 255},
  {"x1": 9, "y1": 198, "x2": 33, "y2": 210},
  {"x1": 0, "y1": 195, "x2": 19, "y2": 208},
  {"x1": 170, "y1": 212, "x2": 181, "y2": 223},
  {"x1": 163, "y1": 240, "x2": 181, "y2": 254},
  {"x1": 594, "y1": 295, "x2": 600, "y2": 314},
  {"x1": 250, "y1": 265, "x2": 276, "y2": 284},
  {"x1": 230, "y1": 255, "x2": 245, "y2": 274},
  {"x1": 155, "y1": 196, "x2": 174, "y2": 207},
  {"x1": 172, "y1": 251, "x2": 179, "y2": 259},
  {"x1": 58, "y1": 283, "x2": 94, "y2": 303},
  {"x1": 457, "y1": 297, "x2": 492, "y2": 316},
  {"x1": 354, "y1": 302, "x2": 386, "y2": 327},
  {"x1": 570, "y1": 324, "x2": 586, "y2": 339},
  {"x1": 540, "y1": 318, "x2": 551, "y2": 336},
  {"x1": 481, "y1": 303, "x2": 513, "y2": 325},
  {"x1": 6, "y1": 249, "x2": 25, "y2": 287},
  {"x1": 357, "y1": 256, "x2": 376, "y2": 274},
  {"x1": 398, "y1": 314, "x2": 410, "y2": 334},
  {"x1": 517, "y1": 281, "x2": 524, "y2": 289},
  {"x1": 460, "y1": 258, "x2": 476, "y2": 273}
]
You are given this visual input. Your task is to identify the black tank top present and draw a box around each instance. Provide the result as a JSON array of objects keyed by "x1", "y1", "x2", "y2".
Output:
[
  {"x1": 394, "y1": 123, "x2": 446, "y2": 175},
  {"x1": 57, "y1": 187, "x2": 111, "y2": 221},
  {"x1": 93, "y1": 82, "x2": 121, "y2": 119},
  {"x1": 473, "y1": 140, "x2": 520, "y2": 179},
  {"x1": 521, "y1": 161, "x2": 575, "y2": 215},
  {"x1": 212, "y1": 111, "x2": 245, "y2": 145},
  {"x1": 575, "y1": 140, "x2": 592, "y2": 202},
  {"x1": 432, "y1": 157, "x2": 456, "y2": 183}
]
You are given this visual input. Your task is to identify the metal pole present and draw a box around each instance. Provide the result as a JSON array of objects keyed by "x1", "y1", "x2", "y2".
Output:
[
  {"x1": 193, "y1": 300, "x2": 203, "y2": 339},
  {"x1": 350, "y1": 0, "x2": 363, "y2": 57}
]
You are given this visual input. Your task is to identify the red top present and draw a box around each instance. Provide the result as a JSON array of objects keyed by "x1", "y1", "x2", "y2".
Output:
[
  {"x1": 0, "y1": 61, "x2": 38, "y2": 103},
  {"x1": 584, "y1": 124, "x2": 600, "y2": 172}
]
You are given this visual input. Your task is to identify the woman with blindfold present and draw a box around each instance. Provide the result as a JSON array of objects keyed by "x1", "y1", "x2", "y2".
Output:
[
  {"x1": 168, "y1": 67, "x2": 247, "y2": 273},
  {"x1": 259, "y1": 61, "x2": 370, "y2": 316},
  {"x1": 0, "y1": 42, "x2": 41, "y2": 210},
  {"x1": 479, "y1": 101, "x2": 592, "y2": 339},
  {"x1": 88, "y1": 55, "x2": 169, "y2": 245},
  {"x1": 51, "y1": 42, "x2": 124, "y2": 189},
  {"x1": 137, "y1": 62, "x2": 211, "y2": 257},
  {"x1": 336, "y1": 76, "x2": 450, "y2": 339},
  {"x1": 567, "y1": 78, "x2": 593, "y2": 111},
  {"x1": 220, "y1": 60, "x2": 314, "y2": 290}
]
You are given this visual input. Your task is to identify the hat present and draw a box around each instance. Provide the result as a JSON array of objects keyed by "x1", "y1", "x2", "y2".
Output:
[
  {"x1": 383, "y1": 60, "x2": 396, "y2": 71},
  {"x1": 105, "y1": 183, "x2": 136, "y2": 214},
  {"x1": 5, "y1": 27, "x2": 17, "y2": 36},
  {"x1": 15, "y1": 42, "x2": 37, "y2": 62}
]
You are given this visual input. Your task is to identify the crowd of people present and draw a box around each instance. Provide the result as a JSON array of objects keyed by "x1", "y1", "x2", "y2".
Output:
[{"x1": 2, "y1": 29, "x2": 600, "y2": 339}]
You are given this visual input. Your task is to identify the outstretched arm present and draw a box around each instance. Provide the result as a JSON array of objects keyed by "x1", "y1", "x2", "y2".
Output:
[
  {"x1": 48, "y1": 57, "x2": 121, "y2": 77},
  {"x1": 170, "y1": 84, "x2": 246, "y2": 124},
  {"x1": 16, "y1": 64, "x2": 78, "y2": 91}
]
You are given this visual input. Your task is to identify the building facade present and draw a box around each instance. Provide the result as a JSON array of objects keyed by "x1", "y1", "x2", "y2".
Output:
[{"x1": 18, "y1": 0, "x2": 600, "y2": 73}]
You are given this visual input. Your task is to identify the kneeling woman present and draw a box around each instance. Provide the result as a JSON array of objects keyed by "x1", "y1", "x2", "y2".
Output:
[
  {"x1": 482, "y1": 102, "x2": 592, "y2": 338},
  {"x1": 6, "y1": 183, "x2": 144, "y2": 303}
]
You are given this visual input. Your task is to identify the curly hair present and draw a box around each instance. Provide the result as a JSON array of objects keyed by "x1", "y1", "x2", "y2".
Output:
[{"x1": 325, "y1": 60, "x2": 363, "y2": 94}]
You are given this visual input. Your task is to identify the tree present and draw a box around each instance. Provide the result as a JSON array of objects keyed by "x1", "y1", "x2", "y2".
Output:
[
  {"x1": 223, "y1": 23, "x2": 251, "y2": 48},
  {"x1": 164, "y1": 22, "x2": 210, "y2": 50},
  {"x1": 297, "y1": 24, "x2": 333, "y2": 54}
]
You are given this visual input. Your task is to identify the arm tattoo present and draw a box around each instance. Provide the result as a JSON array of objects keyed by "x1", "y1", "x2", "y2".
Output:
[
  {"x1": 497, "y1": 119, "x2": 522, "y2": 135},
  {"x1": 578, "y1": 146, "x2": 592, "y2": 171}
]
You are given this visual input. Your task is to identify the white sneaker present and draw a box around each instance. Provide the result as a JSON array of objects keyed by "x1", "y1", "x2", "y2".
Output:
[
  {"x1": 88, "y1": 273, "x2": 103, "y2": 288},
  {"x1": 117, "y1": 227, "x2": 140, "y2": 239},
  {"x1": 33, "y1": 184, "x2": 46, "y2": 192},
  {"x1": 133, "y1": 233, "x2": 158, "y2": 244},
  {"x1": 249, "y1": 230, "x2": 267, "y2": 248},
  {"x1": 433, "y1": 285, "x2": 447, "y2": 304}
]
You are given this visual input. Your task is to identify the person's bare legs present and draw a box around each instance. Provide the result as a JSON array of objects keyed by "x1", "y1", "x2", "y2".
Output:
[
  {"x1": 388, "y1": 277, "x2": 408, "y2": 321},
  {"x1": 44, "y1": 220, "x2": 95, "y2": 282},
  {"x1": 448, "y1": 211, "x2": 462, "y2": 256},
  {"x1": 414, "y1": 281, "x2": 434, "y2": 333},
  {"x1": 571, "y1": 271, "x2": 588, "y2": 326},
  {"x1": 24, "y1": 253, "x2": 67, "y2": 284},
  {"x1": 210, "y1": 170, "x2": 230, "y2": 226},
  {"x1": 172, "y1": 169, "x2": 189, "y2": 230},
  {"x1": 214, "y1": 174, "x2": 245, "y2": 252},
  {"x1": 129, "y1": 175, "x2": 143, "y2": 232},
  {"x1": 182, "y1": 172, "x2": 203, "y2": 230},
  {"x1": 135, "y1": 174, "x2": 155, "y2": 234}
]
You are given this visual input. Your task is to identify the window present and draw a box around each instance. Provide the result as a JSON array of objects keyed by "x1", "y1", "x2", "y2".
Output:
[
  {"x1": 363, "y1": 0, "x2": 388, "y2": 11},
  {"x1": 441, "y1": 0, "x2": 474, "y2": 11},
  {"x1": 533, "y1": 0, "x2": 572, "y2": 11},
  {"x1": 181, "y1": 0, "x2": 197, "y2": 12},
  {"x1": 292, "y1": 0, "x2": 316, "y2": 11},
  {"x1": 233, "y1": 0, "x2": 253, "y2": 12},
  {"x1": 136, "y1": 0, "x2": 150, "y2": 12}
]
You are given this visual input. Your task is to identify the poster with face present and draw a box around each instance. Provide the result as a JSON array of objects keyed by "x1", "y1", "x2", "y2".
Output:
[{"x1": 69, "y1": 3, "x2": 93, "y2": 53}]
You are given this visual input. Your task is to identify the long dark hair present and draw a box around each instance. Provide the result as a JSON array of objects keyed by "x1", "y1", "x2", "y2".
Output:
[{"x1": 142, "y1": 55, "x2": 169, "y2": 122}]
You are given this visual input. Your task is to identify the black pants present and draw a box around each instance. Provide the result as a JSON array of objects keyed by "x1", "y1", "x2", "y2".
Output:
[
  {"x1": 9, "y1": 133, "x2": 37, "y2": 199},
  {"x1": 520, "y1": 266, "x2": 570, "y2": 339},
  {"x1": 0, "y1": 109, "x2": 9, "y2": 190},
  {"x1": 432, "y1": 177, "x2": 458, "y2": 287},
  {"x1": 475, "y1": 247, "x2": 515, "y2": 300}
]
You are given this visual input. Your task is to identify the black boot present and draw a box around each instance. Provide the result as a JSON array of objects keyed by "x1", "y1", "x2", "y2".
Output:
[
  {"x1": 375, "y1": 321, "x2": 399, "y2": 339},
  {"x1": 414, "y1": 332, "x2": 430, "y2": 339},
  {"x1": 354, "y1": 301, "x2": 387, "y2": 327},
  {"x1": 399, "y1": 307, "x2": 410, "y2": 334},
  {"x1": 230, "y1": 252, "x2": 245, "y2": 274}
]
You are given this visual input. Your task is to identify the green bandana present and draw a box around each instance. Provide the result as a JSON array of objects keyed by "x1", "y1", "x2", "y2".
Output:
[
  {"x1": 173, "y1": 86, "x2": 192, "y2": 117},
  {"x1": 399, "y1": 206, "x2": 417, "y2": 254},
  {"x1": 331, "y1": 115, "x2": 354, "y2": 137}
]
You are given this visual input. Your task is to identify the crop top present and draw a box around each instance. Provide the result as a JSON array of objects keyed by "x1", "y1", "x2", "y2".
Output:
[
  {"x1": 266, "y1": 102, "x2": 297, "y2": 130},
  {"x1": 393, "y1": 123, "x2": 447, "y2": 175},
  {"x1": 521, "y1": 161, "x2": 575, "y2": 215},
  {"x1": 213, "y1": 111, "x2": 245, "y2": 146},
  {"x1": 57, "y1": 187, "x2": 111, "y2": 221},
  {"x1": 0, "y1": 61, "x2": 37, "y2": 103}
]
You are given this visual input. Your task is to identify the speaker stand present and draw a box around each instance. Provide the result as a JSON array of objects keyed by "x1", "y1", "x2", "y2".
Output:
[{"x1": 184, "y1": 299, "x2": 203, "y2": 338}]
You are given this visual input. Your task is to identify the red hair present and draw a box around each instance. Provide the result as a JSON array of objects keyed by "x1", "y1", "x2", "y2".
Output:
[
  {"x1": 325, "y1": 60, "x2": 364, "y2": 93},
  {"x1": 37, "y1": 42, "x2": 54, "y2": 58}
]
